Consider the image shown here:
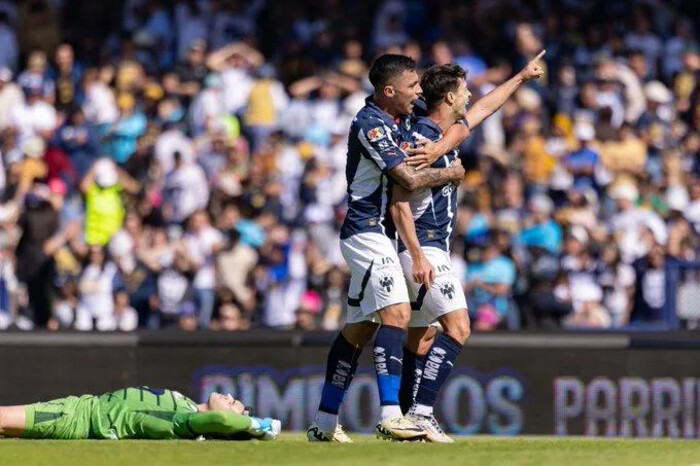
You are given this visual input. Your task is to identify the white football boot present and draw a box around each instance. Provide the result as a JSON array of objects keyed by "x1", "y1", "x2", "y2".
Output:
[
  {"x1": 375, "y1": 417, "x2": 427, "y2": 442},
  {"x1": 306, "y1": 421, "x2": 353, "y2": 443},
  {"x1": 406, "y1": 409, "x2": 454, "y2": 443}
]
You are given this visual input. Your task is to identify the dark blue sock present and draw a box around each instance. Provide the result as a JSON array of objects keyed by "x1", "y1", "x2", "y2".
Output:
[
  {"x1": 373, "y1": 325, "x2": 405, "y2": 407},
  {"x1": 415, "y1": 333, "x2": 462, "y2": 409},
  {"x1": 399, "y1": 348, "x2": 425, "y2": 414},
  {"x1": 318, "y1": 333, "x2": 362, "y2": 415}
]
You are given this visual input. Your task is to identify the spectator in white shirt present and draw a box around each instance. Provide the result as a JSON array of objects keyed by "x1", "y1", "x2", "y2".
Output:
[
  {"x1": 207, "y1": 42, "x2": 264, "y2": 116},
  {"x1": 10, "y1": 76, "x2": 56, "y2": 144},
  {"x1": 188, "y1": 73, "x2": 226, "y2": 137},
  {"x1": 162, "y1": 151, "x2": 209, "y2": 224},
  {"x1": 76, "y1": 245, "x2": 118, "y2": 331},
  {"x1": 0, "y1": 67, "x2": 23, "y2": 131},
  {"x1": 112, "y1": 289, "x2": 138, "y2": 331},
  {"x1": 609, "y1": 181, "x2": 666, "y2": 264},
  {"x1": 184, "y1": 210, "x2": 225, "y2": 329},
  {"x1": 154, "y1": 123, "x2": 194, "y2": 174},
  {"x1": 82, "y1": 66, "x2": 118, "y2": 127}
]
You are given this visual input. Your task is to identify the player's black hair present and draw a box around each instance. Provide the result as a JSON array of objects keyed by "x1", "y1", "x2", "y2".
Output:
[
  {"x1": 421, "y1": 63, "x2": 467, "y2": 112},
  {"x1": 368, "y1": 54, "x2": 417, "y2": 91}
]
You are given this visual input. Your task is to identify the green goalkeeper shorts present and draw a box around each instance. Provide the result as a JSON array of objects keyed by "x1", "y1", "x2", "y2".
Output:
[{"x1": 23, "y1": 395, "x2": 96, "y2": 440}]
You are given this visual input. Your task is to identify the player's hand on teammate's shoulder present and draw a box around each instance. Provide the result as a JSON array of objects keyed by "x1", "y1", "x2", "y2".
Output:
[
  {"x1": 518, "y1": 50, "x2": 546, "y2": 82},
  {"x1": 406, "y1": 139, "x2": 444, "y2": 170}
]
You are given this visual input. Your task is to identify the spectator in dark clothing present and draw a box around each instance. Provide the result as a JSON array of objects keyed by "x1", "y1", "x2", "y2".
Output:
[
  {"x1": 631, "y1": 242, "x2": 670, "y2": 327},
  {"x1": 57, "y1": 107, "x2": 98, "y2": 180},
  {"x1": 48, "y1": 43, "x2": 83, "y2": 112},
  {"x1": 16, "y1": 183, "x2": 66, "y2": 327}
]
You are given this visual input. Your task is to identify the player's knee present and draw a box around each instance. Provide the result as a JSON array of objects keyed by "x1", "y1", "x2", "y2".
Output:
[
  {"x1": 443, "y1": 310, "x2": 471, "y2": 344},
  {"x1": 378, "y1": 303, "x2": 411, "y2": 329},
  {"x1": 342, "y1": 321, "x2": 379, "y2": 347}
]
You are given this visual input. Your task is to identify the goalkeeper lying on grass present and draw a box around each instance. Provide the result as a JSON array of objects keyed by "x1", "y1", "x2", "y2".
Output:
[{"x1": 0, "y1": 386, "x2": 281, "y2": 441}]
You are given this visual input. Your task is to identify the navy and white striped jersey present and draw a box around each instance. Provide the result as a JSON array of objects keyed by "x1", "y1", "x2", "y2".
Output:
[
  {"x1": 397, "y1": 116, "x2": 459, "y2": 253},
  {"x1": 340, "y1": 96, "x2": 413, "y2": 240}
]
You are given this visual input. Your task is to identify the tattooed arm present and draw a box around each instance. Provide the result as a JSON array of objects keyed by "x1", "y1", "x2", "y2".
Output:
[{"x1": 389, "y1": 157, "x2": 465, "y2": 192}]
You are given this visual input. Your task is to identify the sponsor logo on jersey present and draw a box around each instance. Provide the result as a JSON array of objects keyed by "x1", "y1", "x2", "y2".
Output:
[
  {"x1": 376, "y1": 139, "x2": 390, "y2": 150},
  {"x1": 367, "y1": 127, "x2": 385, "y2": 142},
  {"x1": 400, "y1": 141, "x2": 413, "y2": 151}
]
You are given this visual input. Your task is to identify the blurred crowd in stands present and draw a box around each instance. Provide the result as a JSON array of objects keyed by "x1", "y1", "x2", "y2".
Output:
[{"x1": 0, "y1": 0, "x2": 697, "y2": 332}]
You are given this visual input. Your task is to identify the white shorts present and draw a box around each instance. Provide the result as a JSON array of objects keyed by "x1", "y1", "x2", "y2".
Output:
[
  {"x1": 340, "y1": 232, "x2": 410, "y2": 324},
  {"x1": 399, "y1": 246, "x2": 468, "y2": 327}
]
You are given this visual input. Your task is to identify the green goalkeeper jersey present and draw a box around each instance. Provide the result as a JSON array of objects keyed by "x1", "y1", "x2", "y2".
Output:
[
  {"x1": 23, "y1": 387, "x2": 252, "y2": 440},
  {"x1": 92, "y1": 387, "x2": 201, "y2": 439}
]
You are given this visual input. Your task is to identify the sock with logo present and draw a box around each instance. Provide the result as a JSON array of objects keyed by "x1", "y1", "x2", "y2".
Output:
[
  {"x1": 399, "y1": 347, "x2": 425, "y2": 414},
  {"x1": 413, "y1": 333, "x2": 462, "y2": 416},
  {"x1": 373, "y1": 324, "x2": 406, "y2": 420},
  {"x1": 316, "y1": 332, "x2": 362, "y2": 432}
]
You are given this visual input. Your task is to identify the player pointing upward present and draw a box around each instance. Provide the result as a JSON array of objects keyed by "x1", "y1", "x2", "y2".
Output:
[
  {"x1": 307, "y1": 54, "x2": 469, "y2": 443},
  {"x1": 391, "y1": 51, "x2": 546, "y2": 442}
]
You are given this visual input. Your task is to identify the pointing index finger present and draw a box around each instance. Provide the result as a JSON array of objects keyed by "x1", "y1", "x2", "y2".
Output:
[{"x1": 533, "y1": 50, "x2": 546, "y2": 61}]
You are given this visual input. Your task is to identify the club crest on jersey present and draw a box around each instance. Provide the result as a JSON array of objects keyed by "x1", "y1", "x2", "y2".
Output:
[
  {"x1": 379, "y1": 275, "x2": 395, "y2": 292},
  {"x1": 367, "y1": 127, "x2": 385, "y2": 142},
  {"x1": 439, "y1": 283, "x2": 456, "y2": 300}
]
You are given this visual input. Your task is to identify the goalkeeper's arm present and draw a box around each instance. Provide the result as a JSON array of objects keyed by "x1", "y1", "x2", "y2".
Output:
[{"x1": 173, "y1": 411, "x2": 253, "y2": 439}]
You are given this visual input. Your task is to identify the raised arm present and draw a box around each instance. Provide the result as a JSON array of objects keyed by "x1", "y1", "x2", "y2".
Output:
[
  {"x1": 389, "y1": 184, "x2": 433, "y2": 286},
  {"x1": 79, "y1": 163, "x2": 96, "y2": 194},
  {"x1": 207, "y1": 42, "x2": 264, "y2": 72},
  {"x1": 407, "y1": 50, "x2": 546, "y2": 169},
  {"x1": 116, "y1": 167, "x2": 140, "y2": 194},
  {"x1": 289, "y1": 76, "x2": 322, "y2": 99},
  {"x1": 464, "y1": 50, "x2": 546, "y2": 129}
]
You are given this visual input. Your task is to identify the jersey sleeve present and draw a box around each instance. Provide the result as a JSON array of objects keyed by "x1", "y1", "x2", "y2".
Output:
[
  {"x1": 172, "y1": 411, "x2": 252, "y2": 439},
  {"x1": 125, "y1": 412, "x2": 178, "y2": 439},
  {"x1": 355, "y1": 118, "x2": 406, "y2": 174}
]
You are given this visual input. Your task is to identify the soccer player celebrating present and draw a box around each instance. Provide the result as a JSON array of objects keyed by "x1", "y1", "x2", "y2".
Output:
[
  {"x1": 392, "y1": 52, "x2": 546, "y2": 442},
  {"x1": 307, "y1": 55, "x2": 470, "y2": 443},
  {"x1": 0, "y1": 386, "x2": 280, "y2": 441}
]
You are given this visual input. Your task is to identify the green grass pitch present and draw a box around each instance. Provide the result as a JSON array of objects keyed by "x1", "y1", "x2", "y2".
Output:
[{"x1": 2, "y1": 434, "x2": 700, "y2": 466}]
